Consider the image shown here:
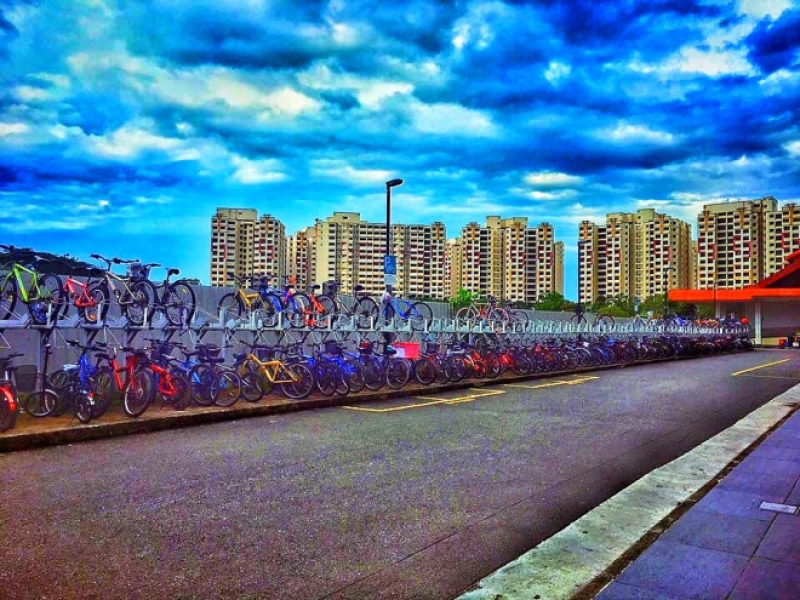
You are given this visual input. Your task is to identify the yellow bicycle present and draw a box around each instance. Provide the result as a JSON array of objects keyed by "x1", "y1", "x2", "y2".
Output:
[{"x1": 234, "y1": 341, "x2": 314, "y2": 400}]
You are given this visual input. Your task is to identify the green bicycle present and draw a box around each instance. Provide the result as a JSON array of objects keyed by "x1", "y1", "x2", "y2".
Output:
[{"x1": 0, "y1": 245, "x2": 63, "y2": 325}]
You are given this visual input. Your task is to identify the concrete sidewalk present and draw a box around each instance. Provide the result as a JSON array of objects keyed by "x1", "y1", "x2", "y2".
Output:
[
  {"x1": 460, "y1": 382, "x2": 800, "y2": 600},
  {"x1": 593, "y1": 408, "x2": 800, "y2": 599}
]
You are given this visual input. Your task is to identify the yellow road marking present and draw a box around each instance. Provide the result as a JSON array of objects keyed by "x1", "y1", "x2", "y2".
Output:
[
  {"x1": 342, "y1": 388, "x2": 506, "y2": 413},
  {"x1": 732, "y1": 359, "x2": 792, "y2": 377},
  {"x1": 504, "y1": 376, "x2": 599, "y2": 390}
]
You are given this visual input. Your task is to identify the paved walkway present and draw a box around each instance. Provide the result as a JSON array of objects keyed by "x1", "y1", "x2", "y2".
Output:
[
  {"x1": 460, "y1": 380, "x2": 800, "y2": 600},
  {"x1": 594, "y1": 409, "x2": 800, "y2": 600}
]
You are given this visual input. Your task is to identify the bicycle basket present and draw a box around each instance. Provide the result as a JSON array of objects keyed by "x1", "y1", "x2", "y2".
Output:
[
  {"x1": 14, "y1": 365, "x2": 38, "y2": 393},
  {"x1": 128, "y1": 262, "x2": 150, "y2": 282},
  {"x1": 199, "y1": 344, "x2": 221, "y2": 360}
]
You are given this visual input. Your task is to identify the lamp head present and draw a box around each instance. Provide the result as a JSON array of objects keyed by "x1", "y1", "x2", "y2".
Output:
[{"x1": 386, "y1": 178, "x2": 404, "y2": 188}]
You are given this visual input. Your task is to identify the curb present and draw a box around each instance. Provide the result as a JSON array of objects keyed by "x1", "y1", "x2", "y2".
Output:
[{"x1": 0, "y1": 350, "x2": 750, "y2": 453}]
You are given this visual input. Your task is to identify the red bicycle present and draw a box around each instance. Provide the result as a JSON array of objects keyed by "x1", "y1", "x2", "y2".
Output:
[
  {"x1": 59, "y1": 262, "x2": 106, "y2": 324},
  {"x1": 123, "y1": 341, "x2": 189, "y2": 417},
  {"x1": 93, "y1": 343, "x2": 152, "y2": 415}
]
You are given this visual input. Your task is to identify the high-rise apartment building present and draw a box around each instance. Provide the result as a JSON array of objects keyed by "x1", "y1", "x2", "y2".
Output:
[
  {"x1": 578, "y1": 209, "x2": 692, "y2": 305},
  {"x1": 455, "y1": 217, "x2": 563, "y2": 303},
  {"x1": 286, "y1": 226, "x2": 315, "y2": 290},
  {"x1": 697, "y1": 196, "x2": 797, "y2": 289},
  {"x1": 210, "y1": 209, "x2": 287, "y2": 287},
  {"x1": 308, "y1": 213, "x2": 447, "y2": 298}
]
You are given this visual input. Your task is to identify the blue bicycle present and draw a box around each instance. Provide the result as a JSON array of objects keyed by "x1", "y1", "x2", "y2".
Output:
[
  {"x1": 49, "y1": 340, "x2": 102, "y2": 423},
  {"x1": 380, "y1": 288, "x2": 432, "y2": 331}
]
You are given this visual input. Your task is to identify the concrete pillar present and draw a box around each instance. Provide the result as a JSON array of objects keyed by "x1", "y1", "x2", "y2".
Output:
[{"x1": 755, "y1": 300, "x2": 762, "y2": 345}]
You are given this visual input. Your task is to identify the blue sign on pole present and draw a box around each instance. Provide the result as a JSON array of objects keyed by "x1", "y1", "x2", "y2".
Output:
[{"x1": 384, "y1": 255, "x2": 396, "y2": 275}]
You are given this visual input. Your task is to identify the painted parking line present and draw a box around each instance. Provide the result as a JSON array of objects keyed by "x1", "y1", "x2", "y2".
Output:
[
  {"x1": 342, "y1": 388, "x2": 506, "y2": 413},
  {"x1": 503, "y1": 375, "x2": 600, "y2": 390},
  {"x1": 732, "y1": 358, "x2": 792, "y2": 377}
]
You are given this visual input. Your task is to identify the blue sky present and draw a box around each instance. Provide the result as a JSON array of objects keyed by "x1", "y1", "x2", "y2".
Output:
[{"x1": 1, "y1": 0, "x2": 799, "y2": 300}]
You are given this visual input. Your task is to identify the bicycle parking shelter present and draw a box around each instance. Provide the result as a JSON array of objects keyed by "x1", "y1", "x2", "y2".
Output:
[{"x1": 670, "y1": 248, "x2": 800, "y2": 346}]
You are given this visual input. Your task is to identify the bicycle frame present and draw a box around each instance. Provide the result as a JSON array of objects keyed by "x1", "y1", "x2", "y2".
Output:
[
  {"x1": 239, "y1": 352, "x2": 301, "y2": 385},
  {"x1": 149, "y1": 363, "x2": 181, "y2": 397},
  {"x1": 3, "y1": 263, "x2": 43, "y2": 304}
]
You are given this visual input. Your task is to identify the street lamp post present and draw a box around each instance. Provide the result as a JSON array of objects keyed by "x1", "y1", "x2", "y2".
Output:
[
  {"x1": 662, "y1": 266, "x2": 676, "y2": 316},
  {"x1": 385, "y1": 178, "x2": 403, "y2": 293}
]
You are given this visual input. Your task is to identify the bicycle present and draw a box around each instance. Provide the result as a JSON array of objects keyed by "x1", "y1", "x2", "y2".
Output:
[
  {"x1": 86, "y1": 254, "x2": 153, "y2": 326},
  {"x1": 0, "y1": 352, "x2": 23, "y2": 431},
  {"x1": 123, "y1": 340, "x2": 190, "y2": 417},
  {"x1": 93, "y1": 342, "x2": 152, "y2": 416},
  {"x1": 380, "y1": 288, "x2": 432, "y2": 331},
  {"x1": 58, "y1": 259, "x2": 106, "y2": 324},
  {"x1": 16, "y1": 342, "x2": 60, "y2": 418},
  {"x1": 218, "y1": 275, "x2": 304, "y2": 326},
  {"x1": 49, "y1": 340, "x2": 102, "y2": 423},
  {"x1": 570, "y1": 305, "x2": 615, "y2": 327},
  {"x1": 233, "y1": 341, "x2": 315, "y2": 401},
  {"x1": 0, "y1": 245, "x2": 63, "y2": 325},
  {"x1": 128, "y1": 262, "x2": 197, "y2": 327},
  {"x1": 455, "y1": 294, "x2": 509, "y2": 324}
]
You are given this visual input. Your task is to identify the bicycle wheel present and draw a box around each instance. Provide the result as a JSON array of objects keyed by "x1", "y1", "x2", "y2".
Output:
[
  {"x1": 386, "y1": 358, "x2": 411, "y2": 389},
  {"x1": 447, "y1": 355, "x2": 470, "y2": 382},
  {"x1": 409, "y1": 302, "x2": 432, "y2": 331},
  {"x1": 414, "y1": 357, "x2": 436, "y2": 385},
  {"x1": 75, "y1": 391, "x2": 94, "y2": 424},
  {"x1": 353, "y1": 297, "x2": 379, "y2": 327},
  {"x1": 487, "y1": 307, "x2": 510, "y2": 325},
  {"x1": 167, "y1": 373, "x2": 191, "y2": 410},
  {"x1": 22, "y1": 378, "x2": 58, "y2": 418},
  {"x1": 28, "y1": 273, "x2": 64, "y2": 325},
  {"x1": 344, "y1": 359, "x2": 366, "y2": 394},
  {"x1": 0, "y1": 389, "x2": 18, "y2": 432},
  {"x1": 47, "y1": 369, "x2": 73, "y2": 416},
  {"x1": 92, "y1": 367, "x2": 115, "y2": 418},
  {"x1": 455, "y1": 306, "x2": 477, "y2": 321},
  {"x1": 212, "y1": 369, "x2": 241, "y2": 407},
  {"x1": 190, "y1": 364, "x2": 215, "y2": 407},
  {"x1": 80, "y1": 284, "x2": 109, "y2": 324},
  {"x1": 288, "y1": 292, "x2": 311, "y2": 329},
  {"x1": 594, "y1": 314, "x2": 615, "y2": 327},
  {"x1": 217, "y1": 293, "x2": 242, "y2": 320},
  {"x1": 362, "y1": 356, "x2": 385, "y2": 390},
  {"x1": 123, "y1": 369, "x2": 153, "y2": 417},
  {"x1": 0, "y1": 276, "x2": 18, "y2": 320},
  {"x1": 280, "y1": 362, "x2": 314, "y2": 399},
  {"x1": 123, "y1": 281, "x2": 152, "y2": 326},
  {"x1": 240, "y1": 371, "x2": 265, "y2": 402},
  {"x1": 511, "y1": 310, "x2": 530, "y2": 327},
  {"x1": 317, "y1": 295, "x2": 337, "y2": 318},
  {"x1": 315, "y1": 361, "x2": 339, "y2": 396},
  {"x1": 165, "y1": 282, "x2": 196, "y2": 327}
]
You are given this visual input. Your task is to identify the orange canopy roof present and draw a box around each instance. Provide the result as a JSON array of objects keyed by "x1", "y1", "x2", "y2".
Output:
[{"x1": 669, "y1": 249, "x2": 800, "y2": 303}]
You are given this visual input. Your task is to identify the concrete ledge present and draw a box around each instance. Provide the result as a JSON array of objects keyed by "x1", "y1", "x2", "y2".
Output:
[{"x1": 0, "y1": 349, "x2": 753, "y2": 453}]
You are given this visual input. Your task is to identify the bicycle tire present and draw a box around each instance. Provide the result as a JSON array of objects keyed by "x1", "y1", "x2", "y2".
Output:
[
  {"x1": 317, "y1": 295, "x2": 337, "y2": 317},
  {"x1": 92, "y1": 367, "x2": 115, "y2": 418},
  {"x1": 0, "y1": 390, "x2": 18, "y2": 432},
  {"x1": 28, "y1": 273, "x2": 64, "y2": 325},
  {"x1": 167, "y1": 373, "x2": 191, "y2": 410},
  {"x1": 122, "y1": 281, "x2": 152, "y2": 326},
  {"x1": 288, "y1": 292, "x2": 311, "y2": 329},
  {"x1": 75, "y1": 391, "x2": 94, "y2": 423},
  {"x1": 511, "y1": 310, "x2": 530, "y2": 327},
  {"x1": 0, "y1": 277, "x2": 17, "y2": 320},
  {"x1": 240, "y1": 371, "x2": 265, "y2": 402},
  {"x1": 280, "y1": 362, "x2": 314, "y2": 399},
  {"x1": 594, "y1": 314, "x2": 615, "y2": 327},
  {"x1": 487, "y1": 307, "x2": 510, "y2": 324},
  {"x1": 165, "y1": 281, "x2": 196, "y2": 327},
  {"x1": 455, "y1": 306, "x2": 475, "y2": 321},
  {"x1": 22, "y1": 381, "x2": 58, "y2": 418},
  {"x1": 80, "y1": 284, "x2": 109, "y2": 324},
  {"x1": 315, "y1": 361, "x2": 340, "y2": 396},
  {"x1": 344, "y1": 359, "x2": 365, "y2": 394},
  {"x1": 447, "y1": 355, "x2": 470, "y2": 382},
  {"x1": 190, "y1": 364, "x2": 216, "y2": 407},
  {"x1": 123, "y1": 369, "x2": 153, "y2": 417},
  {"x1": 354, "y1": 296, "x2": 379, "y2": 327},
  {"x1": 362, "y1": 356, "x2": 385, "y2": 391},
  {"x1": 47, "y1": 369, "x2": 73, "y2": 416},
  {"x1": 386, "y1": 358, "x2": 411, "y2": 389},
  {"x1": 409, "y1": 302, "x2": 432, "y2": 331},
  {"x1": 217, "y1": 293, "x2": 242, "y2": 320},
  {"x1": 212, "y1": 369, "x2": 241, "y2": 407},
  {"x1": 413, "y1": 357, "x2": 436, "y2": 385}
]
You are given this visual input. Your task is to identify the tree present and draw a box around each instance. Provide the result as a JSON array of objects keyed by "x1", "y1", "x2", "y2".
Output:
[
  {"x1": 450, "y1": 288, "x2": 477, "y2": 310},
  {"x1": 533, "y1": 291, "x2": 570, "y2": 311}
]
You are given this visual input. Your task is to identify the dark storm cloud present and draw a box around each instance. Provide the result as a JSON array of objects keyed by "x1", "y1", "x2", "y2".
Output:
[{"x1": 747, "y1": 9, "x2": 800, "y2": 74}]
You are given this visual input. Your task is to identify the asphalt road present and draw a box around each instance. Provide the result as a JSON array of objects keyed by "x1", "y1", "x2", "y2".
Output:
[{"x1": 2, "y1": 350, "x2": 799, "y2": 600}]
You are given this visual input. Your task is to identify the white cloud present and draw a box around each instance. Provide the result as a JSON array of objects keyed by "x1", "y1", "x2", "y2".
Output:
[
  {"x1": 524, "y1": 171, "x2": 582, "y2": 187},
  {"x1": 544, "y1": 61, "x2": 571, "y2": 86},
  {"x1": 738, "y1": 0, "x2": 791, "y2": 20},
  {"x1": 0, "y1": 122, "x2": 29, "y2": 136},
  {"x1": 231, "y1": 156, "x2": 288, "y2": 184},
  {"x1": 670, "y1": 47, "x2": 755, "y2": 77},
  {"x1": 310, "y1": 160, "x2": 394, "y2": 185},
  {"x1": 89, "y1": 123, "x2": 180, "y2": 158},
  {"x1": 785, "y1": 140, "x2": 800, "y2": 156},
  {"x1": 601, "y1": 123, "x2": 675, "y2": 145},
  {"x1": 409, "y1": 101, "x2": 498, "y2": 137},
  {"x1": 298, "y1": 63, "x2": 414, "y2": 109}
]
